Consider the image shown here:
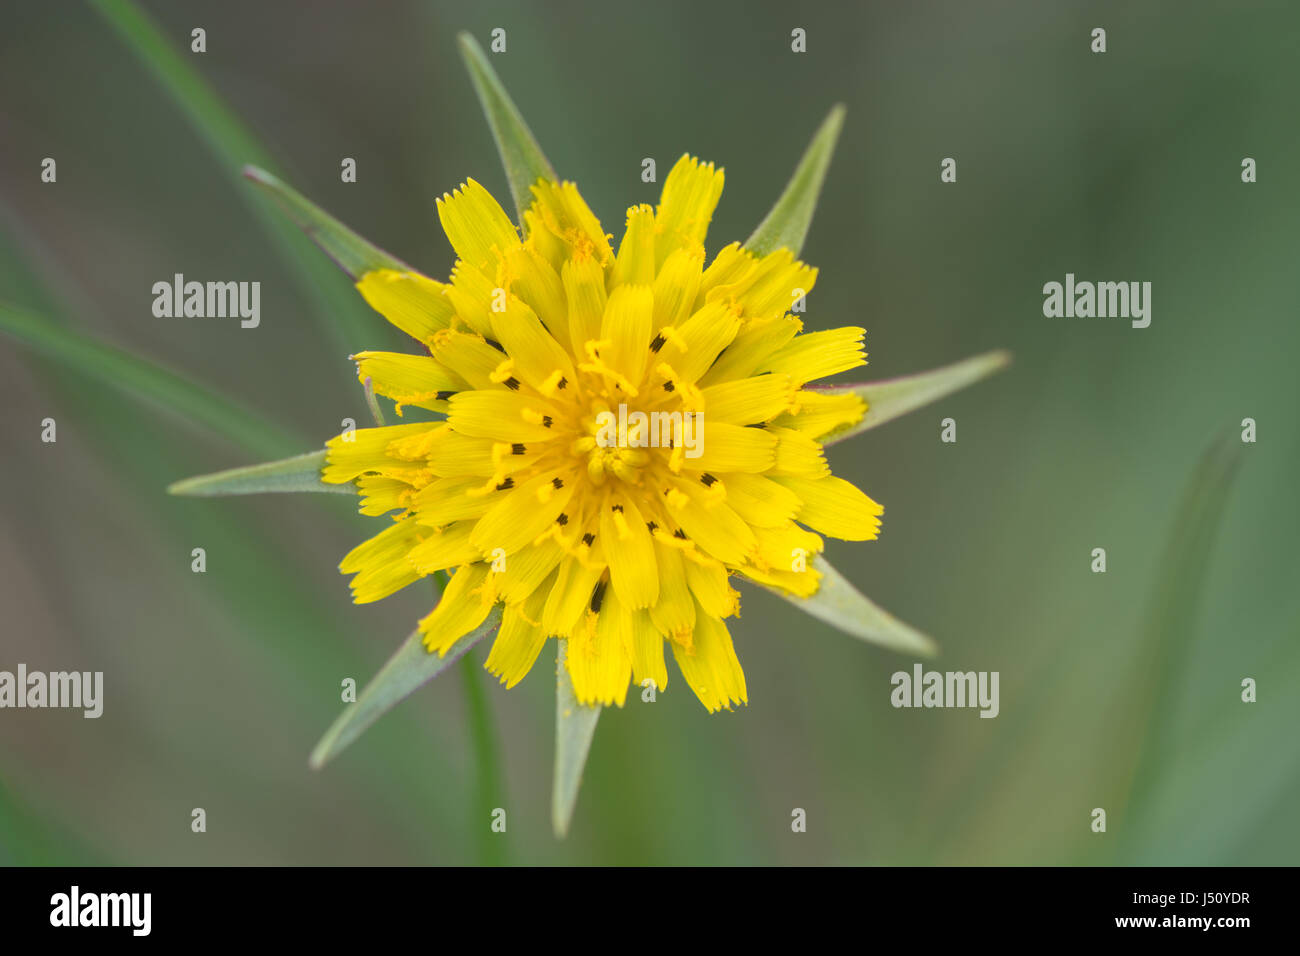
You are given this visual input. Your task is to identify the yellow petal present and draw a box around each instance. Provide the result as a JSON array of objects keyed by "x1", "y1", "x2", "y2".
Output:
[
  {"x1": 352, "y1": 351, "x2": 461, "y2": 414},
  {"x1": 691, "y1": 421, "x2": 778, "y2": 474},
  {"x1": 447, "y1": 390, "x2": 561, "y2": 442},
  {"x1": 767, "y1": 425, "x2": 830, "y2": 479},
  {"x1": 407, "y1": 521, "x2": 481, "y2": 574},
  {"x1": 598, "y1": 284, "x2": 654, "y2": 390},
  {"x1": 699, "y1": 374, "x2": 795, "y2": 424},
  {"x1": 670, "y1": 610, "x2": 747, "y2": 713},
  {"x1": 488, "y1": 294, "x2": 575, "y2": 394},
  {"x1": 599, "y1": 496, "x2": 658, "y2": 609},
  {"x1": 485, "y1": 581, "x2": 551, "y2": 688},
  {"x1": 419, "y1": 563, "x2": 495, "y2": 655},
  {"x1": 655, "y1": 301, "x2": 742, "y2": 385},
  {"x1": 469, "y1": 472, "x2": 576, "y2": 557},
  {"x1": 356, "y1": 475, "x2": 416, "y2": 517},
  {"x1": 493, "y1": 539, "x2": 565, "y2": 605},
  {"x1": 761, "y1": 327, "x2": 866, "y2": 385},
  {"x1": 721, "y1": 473, "x2": 801, "y2": 527},
  {"x1": 428, "y1": 328, "x2": 509, "y2": 390},
  {"x1": 323, "y1": 423, "x2": 437, "y2": 483},
  {"x1": 501, "y1": 245, "x2": 571, "y2": 353},
  {"x1": 699, "y1": 314, "x2": 801, "y2": 386},
  {"x1": 542, "y1": 551, "x2": 605, "y2": 638},
  {"x1": 435, "y1": 179, "x2": 521, "y2": 273},
  {"x1": 683, "y1": 556, "x2": 739, "y2": 618},
  {"x1": 773, "y1": 475, "x2": 884, "y2": 541},
  {"x1": 626, "y1": 606, "x2": 668, "y2": 694},
  {"x1": 664, "y1": 478, "x2": 756, "y2": 566},
  {"x1": 655, "y1": 155, "x2": 724, "y2": 270},
  {"x1": 565, "y1": 586, "x2": 631, "y2": 707},
  {"x1": 339, "y1": 517, "x2": 425, "y2": 603},
  {"x1": 562, "y1": 253, "x2": 608, "y2": 350},
  {"x1": 527, "y1": 180, "x2": 613, "y2": 267},
  {"x1": 648, "y1": 537, "x2": 696, "y2": 637},
  {"x1": 355, "y1": 269, "x2": 455, "y2": 345},
  {"x1": 772, "y1": 390, "x2": 867, "y2": 439},
  {"x1": 612, "y1": 204, "x2": 655, "y2": 287},
  {"x1": 651, "y1": 246, "x2": 704, "y2": 331}
]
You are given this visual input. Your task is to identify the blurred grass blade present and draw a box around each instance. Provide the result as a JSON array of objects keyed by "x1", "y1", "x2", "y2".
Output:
[
  {"x1": 760, "y1": 555, "x2": 937, "y2": 657},
  {"x1": 458, "y1": 31, "x2": 557, "y2": 228},
  {"x1": 362, "y1": 378, "x2": 387, "y2": 427},
  {"x1": 1116, "y1": 434, "x2": 1245, "y2": 838},
  {"x1": 310, "y1": 607, "x2": 504, "y2": 770},
  {"x1": 745, "y1": 104, "x2": 845, "y2": 257},
  {"x1": 167, "y1": 450, "x2": 353, "y2": 497},
  {"x1": 0, "y1": 302, "x2": 296, "y2": 459},
  {"x1": 553, "y1": 640, "x2": 601, "y2": 838},
  {"x1": 91, "y1": 0, "x2": 376, "y2": 351},
  {"x1": 818, "y1": 350, "x2": 1012, "y2": 446},
  {"x1": 243, "y1": 166, "x2": 411, "y2": 280}
]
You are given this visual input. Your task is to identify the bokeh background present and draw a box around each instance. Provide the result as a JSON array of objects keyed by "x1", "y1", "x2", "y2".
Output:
[{"x1": 2, "y1": 0, "x2": 1297, "y2": 865}]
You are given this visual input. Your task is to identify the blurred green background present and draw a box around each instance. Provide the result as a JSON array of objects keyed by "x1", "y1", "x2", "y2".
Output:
[{"x1": 1, "y1": 0, "x2": 1297, "y2": 865}]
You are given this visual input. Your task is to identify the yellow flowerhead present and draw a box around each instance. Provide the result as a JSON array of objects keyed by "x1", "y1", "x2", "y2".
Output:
[{"x1": 323, "y1": 155, "x2": 882, "y2": 712}]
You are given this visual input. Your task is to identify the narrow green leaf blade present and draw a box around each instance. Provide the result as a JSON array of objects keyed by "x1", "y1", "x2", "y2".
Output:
[
  {"x1": 0, "y1": 302, "x2": 297, "y2": 460},
  {"x1": 745, "y1": 104, "x2": 845, "y2": 257},
  {"x1": 457, "y1": 31, "x2": 557, "y2": 227},
  {"x1": 310, "y1": 607, "x2": 504, "y2": 770},
  {"x1": 90, "y1": 0, "x2": 378, "y2": 351},
  {"x1": 243, "y1": 166, "x2": 411, "y2": 280},
  {"x1": 167, "y1": 450, "x2": 353, "y2": 497},
  {"x1": 818, "y1": 350, "x2": 1012, "y2": 446},
  {"x1": 552, "y1": 639, "x2": 601, "y2": 838},
  {"x1": 758, "y1": 555, "x2": 938, "y2": 657},
  {"x1": 1114, "y1": 434, "x2": 1245, "y2": 846}
]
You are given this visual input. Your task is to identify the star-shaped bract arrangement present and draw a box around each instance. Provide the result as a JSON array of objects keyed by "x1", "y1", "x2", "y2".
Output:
[{"x1": 170, "y1": 34, "x2": 1009, "y2": 836}]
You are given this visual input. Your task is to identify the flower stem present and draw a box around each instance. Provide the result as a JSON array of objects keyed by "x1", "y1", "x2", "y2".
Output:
[{"x1": 459, "y1": 654, "x2": 507, "y2": 866}]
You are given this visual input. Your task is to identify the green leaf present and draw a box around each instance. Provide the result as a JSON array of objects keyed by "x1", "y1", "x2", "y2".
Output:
[
  {"x1": 242, "y1": 166, "x2": 410, "y2": 280},
  {"x1": 457, "y1": 31, "x2": 558, "y2": 228},
  {"x1": 552, "y1": 639, "x2": 601, "y2": 838},
  {"x1": 310, "y1": 607, "x2": 504, "y2": 770},
  {"x1": 0, "y1": 302, "x2": 297, "y2": 460},
  {"x1": 818, "y1": 350, "x2": 1012, "y2": 446},
  {"x1": 745, "y1": 104, "x2": 845, "y2": 257},
  {"x1": 1114, "y1": 433, "x2": 1245, "y2": 845},
  {"x1": 758, "y1": 555, "x2": 938, "y2": 657},
  {"x1": 90, "y1": 0, "x2": 377, "y2": 352},
  {"x1": 167, "y1": 450, "x2": 353, "y2": 497}
]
